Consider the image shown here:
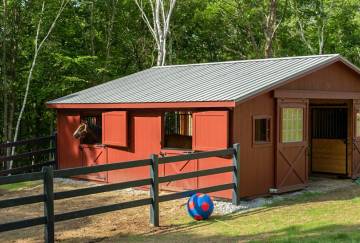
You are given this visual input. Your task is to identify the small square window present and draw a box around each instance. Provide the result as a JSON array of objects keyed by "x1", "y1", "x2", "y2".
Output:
[{"x1": 253, "y1": 116, "x2": 271, "y2": 144}]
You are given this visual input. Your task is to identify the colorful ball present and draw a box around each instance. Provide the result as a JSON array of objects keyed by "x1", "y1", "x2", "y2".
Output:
[{"x1": 187, "y1": 193, "x2": 214, "y2": 220}]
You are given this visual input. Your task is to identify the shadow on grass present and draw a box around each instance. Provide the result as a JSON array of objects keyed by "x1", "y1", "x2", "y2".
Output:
[
  {"x1": 61, "y1": 185, "x2": 360, "y2": 242},
  {"x1": 62, "y1": 222, "x2": 360, "y2": 242}
]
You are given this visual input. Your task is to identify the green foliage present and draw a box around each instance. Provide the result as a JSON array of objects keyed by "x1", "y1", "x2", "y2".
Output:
[{"x1": 0, "y1": 0, "x2": 359, "y2": 144}]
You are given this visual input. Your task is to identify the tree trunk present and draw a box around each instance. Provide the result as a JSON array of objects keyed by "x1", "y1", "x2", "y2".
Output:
[
  {"x1": 103, "y1": 0, "x2": 117, "y2": 81},
  {"x1": 89, "y1": 2, "x2": 95, "y2": 56},
  {"x1": 2, "y1": 0, "x2": 8, "y2": 143},
  {"x1": 10, "y1": 0, "x2": 68, "y2": 170},
  {"x1": 264, "y1": 0, "x2": 277, "y2": 58},
  {"x1": 134, "y1": 0, "x2": 176, "y2": 66}
]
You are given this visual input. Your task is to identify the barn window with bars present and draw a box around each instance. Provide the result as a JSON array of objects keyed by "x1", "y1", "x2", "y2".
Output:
[
  {"x1": 164, "y1": 111, "x2": 192, "y2": 150},
  {"x1": 80, "y1": 115, "x2": 102, "y2": 145}
]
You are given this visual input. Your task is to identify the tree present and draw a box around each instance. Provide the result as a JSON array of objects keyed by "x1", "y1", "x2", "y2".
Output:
[
  {"x1": 9, "y1": 0, "x2": 69, "y2": 169},
  {"x1": 134, "y1": 0, "x2": 176, "y2": 66},
  {"x1": 291, "y1": 0, "x2": 332, "y2": 55},
  {"x1": 264, "y1": 0, "x2": 288, "y2": 58}
]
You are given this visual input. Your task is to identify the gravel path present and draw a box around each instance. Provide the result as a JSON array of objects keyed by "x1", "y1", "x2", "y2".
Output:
[{"x1": 213, "y1": 177, "x2": 355, "y2": 215}]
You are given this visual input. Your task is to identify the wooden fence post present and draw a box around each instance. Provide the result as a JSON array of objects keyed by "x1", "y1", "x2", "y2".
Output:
[
  {"x1": 232, "y1": 143, "x2": 240, "y2": 205},
  {"x1": 150, "y1": 154, "x2": 159, "y2": 227},
  {"x1": 43, "y1": 166, "x2": 55, "y2": 243},
  {"x1": 53, "y1": 132, "x2": 58, "y2": 169}
]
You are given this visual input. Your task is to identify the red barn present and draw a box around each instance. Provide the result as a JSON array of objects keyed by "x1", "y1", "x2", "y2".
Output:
[{"x1": 47, "y1": 54, "x2": 360, "y2": 199}]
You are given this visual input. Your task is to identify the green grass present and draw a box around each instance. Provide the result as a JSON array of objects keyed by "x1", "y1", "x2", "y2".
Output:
[
  {"x1": 0, "y1": 181, "x2": 39, "y2": 191},
  {"x1": 130, "y1": 185, "x2": 360, "y2": 242}
]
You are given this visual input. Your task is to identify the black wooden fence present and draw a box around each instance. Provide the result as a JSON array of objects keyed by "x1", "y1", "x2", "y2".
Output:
[
  {"x1": 0, "y1": 134, "x2": 57, "y2": 175},
  {"x1": 0, "y1": 143, "x2": 240, "y2": 243}
]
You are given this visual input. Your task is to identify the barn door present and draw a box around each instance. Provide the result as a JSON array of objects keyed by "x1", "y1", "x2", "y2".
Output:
[
  {"x1": 163, "y1": 150, "x2": 197, "y2": 190},
  {"x1": 193, "y1": 111, "x2": 229, "y2": 151},
  {"x1": 352, "y1": 100, "x2": 360, "y2": 178},
  {"x1": 80, "y1": 146, "x2": 108, "y2": 182},
  {"x1": 276, "y1": 99, "x2": 308, "y2": 192}
]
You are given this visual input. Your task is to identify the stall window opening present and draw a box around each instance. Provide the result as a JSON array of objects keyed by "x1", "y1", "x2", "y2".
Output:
[
  {"x1": 164, "y1": 111, "x2": 192, "y2": 149},
  {"x1": 78, "y1": 115, "x2": 102, "y2": 144}
]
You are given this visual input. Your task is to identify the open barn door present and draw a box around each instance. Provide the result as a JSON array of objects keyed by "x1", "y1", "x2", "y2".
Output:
[
  {"x1": 275, "y1": 99, "x2": 309, "y2": 193},
  {"x1": 192, "y1": 111, "x2": 229, "y2": 151},
  {"x1": 352, "y1": 100, "x2": 360, "y2": 178}
]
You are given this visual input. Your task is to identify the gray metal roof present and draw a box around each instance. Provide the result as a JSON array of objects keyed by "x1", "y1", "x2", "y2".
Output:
[{"x1": 48, "y1": 54, "x2": 360, "y2": 105}]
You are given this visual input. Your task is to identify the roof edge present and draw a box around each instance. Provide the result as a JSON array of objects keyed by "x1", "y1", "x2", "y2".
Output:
[
  {"x1": 46, "y1": 101, "x2": 236, "y2": 109},
  {"x1": 154, "y1": 54, "x2": 340, "y2": 68},
  {"x1": 234, "y1": 54, "x2": 360, "y2": 104}
]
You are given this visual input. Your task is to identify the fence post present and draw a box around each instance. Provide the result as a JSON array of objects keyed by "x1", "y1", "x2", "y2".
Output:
[
  {"x1": 53, "y1": 132, "x2": 58, "y2": 169},
  {"x1": 43, "y1": 166, "x2": 55, "y2": 243},
  {"x1": 232, "y1": 143, "x2": 240, "y2": 205},
  {"x1": 150, "y1": 154, "x2": 159, "y2": 227}
]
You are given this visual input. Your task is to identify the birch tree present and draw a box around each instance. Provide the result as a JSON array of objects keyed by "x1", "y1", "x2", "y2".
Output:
[
  {"x1": 134, "y1": 0, "x2": 176, "y2": 66},
  {"x1": 264, "y1": 0, "x2": 288, "y2": 58},
  {"x1": 291, "y1": 0, "x2": 332, "y2": 55},
  {"x1": 9, "y1": 0, "x2": 69, "y2": 169}
]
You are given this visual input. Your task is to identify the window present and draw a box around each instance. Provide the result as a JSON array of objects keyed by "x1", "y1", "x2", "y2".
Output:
[
  {"x1": 253, "y1": 116, "x2": 271, "y2": 144},
  {"x1": 282, "y1": 108, "x2": 303, "y2": 143},
  {"x1": 79, "y1": 115, "x2": 102, "y2": 144},
  {"x1": 357, "y1": 112, "x2": 360, "y2": 138},
  {"x1": 164, "y1": 111, "x2": 192, "y2": 149}
]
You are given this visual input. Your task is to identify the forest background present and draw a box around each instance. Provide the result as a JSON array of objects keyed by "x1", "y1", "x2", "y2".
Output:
[{"x1": 0, "y1": 0, "x2": 359, "y2": 150}]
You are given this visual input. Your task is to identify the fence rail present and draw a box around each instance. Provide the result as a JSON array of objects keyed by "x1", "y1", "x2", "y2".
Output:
[
  {"x1": 0, "y1": 143, "x2": 240, "y2": 243},
  {"x1": 0, "y1": 134, "x2": 57, "y2": 175}
]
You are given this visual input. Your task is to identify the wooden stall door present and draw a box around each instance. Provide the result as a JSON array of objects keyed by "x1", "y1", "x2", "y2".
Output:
[
  {"x1": 193, "y1": 110, "x2": 232, "y2": 198},
  {"x1": 80, "y1": 146, "x2": 108, "y2": 182},
  {"x1": 353, "y1": 101, "x2": 360, "y2": 178},
  {"x1": 276, "y1": 99, "x2": 308, "y2": 192},
  {"x1": 162, "y1": 151, "x2": 197, "y2": 191}
]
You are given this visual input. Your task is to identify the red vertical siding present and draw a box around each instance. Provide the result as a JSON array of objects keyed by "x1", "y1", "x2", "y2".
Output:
[
  {"x1": 233, "y1": 92, "x2": 275, "y2": 198},
  {"x1": 193, "y1": 111, "x2": 229, "y2": 151},
  {"x1": 80, "y1": 146, "x2": 108, "y2": 182},
  {"x1": 107, "y1": 112, "x2": 163, "y2": 183},
  {"x1": 191, "y1": 110, "x2": 232, "y2": 198},
  {"x1": 57, "y1": 110, "x2": 81, "y2": 169},
  {"x1": 102, "y1": 111, "x2": 128, "y2": 147},
  {"x1": 163, "y1": 150, "x2": 197, "y2": 190}
]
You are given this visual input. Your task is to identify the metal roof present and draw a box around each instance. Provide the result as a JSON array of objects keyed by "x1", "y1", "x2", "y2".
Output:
[{"x1": 47, "y1": 54, "x2": 360, "y2": 105}]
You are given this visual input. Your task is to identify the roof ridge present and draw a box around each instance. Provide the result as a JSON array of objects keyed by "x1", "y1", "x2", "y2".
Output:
[{"x1": 153, "y1": 54, "x2": 339, "y2": 68}]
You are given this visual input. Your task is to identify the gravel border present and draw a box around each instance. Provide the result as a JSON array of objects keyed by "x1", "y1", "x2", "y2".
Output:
[{"x1": 213, "y1": 177, "x2": 355, "y2": 215}]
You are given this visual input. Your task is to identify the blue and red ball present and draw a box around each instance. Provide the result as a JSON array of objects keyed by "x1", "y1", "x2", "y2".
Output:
[{"x1": 187, "y1": 193, "x2": 214, "y2": 220}]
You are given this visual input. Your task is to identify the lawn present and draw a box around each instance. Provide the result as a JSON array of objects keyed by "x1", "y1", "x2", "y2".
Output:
[
  {"x1": 132, "y1": 185, "x2": 360, "y2": 243},
  {"x1": 1, "y1": 180, "x2": 360, "y2": 242},
  {"x1": 0, "y1": 181, "x2": 39, "y2": 191}
]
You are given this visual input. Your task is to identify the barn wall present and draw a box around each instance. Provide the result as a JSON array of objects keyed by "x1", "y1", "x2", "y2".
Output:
[
  {"x1": 57, "y1": 109, "x2": 233, "y2": 199},
  {"x1": 107, "y1": 111, "x2": 163, "y2": 183},
  {"x1": 57, "y1": 110, "x2": 81, "y2": 169},
  {"x1": 279, "y1": 61, "x2": 360, "y2": 92},
  {"x1": 233, "y1": 92, "x2": 276, "y2": 198}
]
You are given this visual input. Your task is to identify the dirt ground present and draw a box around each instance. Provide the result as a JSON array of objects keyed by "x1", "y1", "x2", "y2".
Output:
[
  {"x1": 0, "y1": 179, "x2": 190, "y2": 243},
  {"x1": 0, "y1": 177, "x2": 356, "y2": 242}
]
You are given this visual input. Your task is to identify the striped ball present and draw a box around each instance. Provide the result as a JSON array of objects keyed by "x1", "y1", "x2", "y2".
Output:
[{"x1": 187, "y1": 193, "x2": 214, "y2": 220}]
